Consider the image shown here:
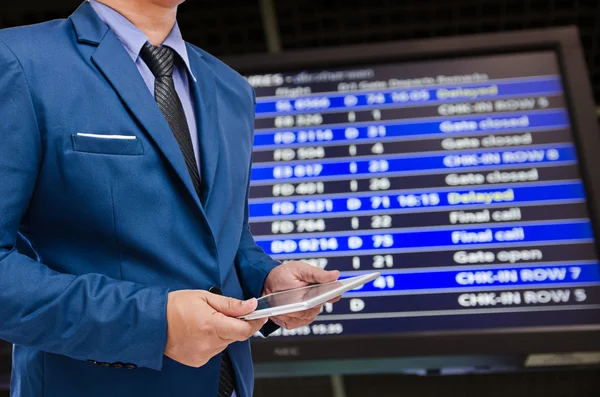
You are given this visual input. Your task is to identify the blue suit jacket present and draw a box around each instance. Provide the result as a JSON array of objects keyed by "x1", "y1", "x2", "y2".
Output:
[{"x1": 0, "y1": 3, "x2": 279, "y2": 396}]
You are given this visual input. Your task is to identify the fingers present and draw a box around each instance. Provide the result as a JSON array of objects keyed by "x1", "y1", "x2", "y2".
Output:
[
  {"x1": 271, "y1": 317, "x2": 287, "y2": 329},
  {"x1": 327, "y1": 295, "x2": 342, "y2": 304},
  {"x1": 272, "y1": 315, "x2": 309, "y2": 330},
  {"x1": 272, "y1": 305, "x2": 322, "y2": 329},
  {"x1": 296, "y1": 263, "x2": 340, "y2": 284},
  {"x1": 245, "y1": 318, "x2": 268, "y2": 336},
  {"x1": 212, "y1": 314, "x2": 267, "y2": 341},
  {"x1": 291, "y1": 306, "x2": 322, "y2": 320},
  {"x1": 204, "y1": 293, "x2": 257, "y2": 317},
  {"x1": 203, "y1": 293, "x2": 267, "y2": 340},
  {"x1": 199, "y1": 317, "x2": 265, "y2": 362}
]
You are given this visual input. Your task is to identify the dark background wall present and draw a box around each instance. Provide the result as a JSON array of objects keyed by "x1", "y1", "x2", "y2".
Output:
[
  {"x1": 3, "y1": 369, "x2": 600, "y2": 397},
  {"x1": 1, "y1": 0, "x2": 600, "y2": 395}
]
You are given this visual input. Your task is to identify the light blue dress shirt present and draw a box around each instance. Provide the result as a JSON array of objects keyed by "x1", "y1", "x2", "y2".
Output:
[{"x1": 88, "y1": 0, "x2": 201, "y2": 173}]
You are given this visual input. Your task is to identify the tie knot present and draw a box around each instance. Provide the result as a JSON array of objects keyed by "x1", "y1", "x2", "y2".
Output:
[{"x1": 140, "y1": 42, "x2": 175, "y2": 78}]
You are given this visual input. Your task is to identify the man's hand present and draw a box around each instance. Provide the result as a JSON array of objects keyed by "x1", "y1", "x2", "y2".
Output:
[
  {"x1": 263, "y1": 261, "x2": 340, "y2": 330},
  {"x1": 165, "y1": 290, "x2": 267, "y2": 368}
]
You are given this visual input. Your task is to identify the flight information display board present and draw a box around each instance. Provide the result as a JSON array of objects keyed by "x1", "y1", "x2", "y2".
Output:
[{"x1": 246, "y1": 51, "x2": 600, "y2": 339}]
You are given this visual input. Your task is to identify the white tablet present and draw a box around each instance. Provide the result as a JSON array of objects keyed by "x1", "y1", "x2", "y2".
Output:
[{"x1": 238, "y1": 272, "x2": 380, "y2": 320}]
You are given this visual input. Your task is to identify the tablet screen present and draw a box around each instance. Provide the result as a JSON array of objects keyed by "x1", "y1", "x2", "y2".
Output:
[{"x1": 256, "y1": 279, "x2": 347, "y2": 311}]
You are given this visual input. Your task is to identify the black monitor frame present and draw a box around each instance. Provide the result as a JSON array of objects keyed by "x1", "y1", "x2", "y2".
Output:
[{"x1": 224, "y1": 26, "x2": 600, "y2": 370}]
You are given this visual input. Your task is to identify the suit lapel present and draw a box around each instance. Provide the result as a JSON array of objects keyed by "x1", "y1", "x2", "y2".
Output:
[
  {"x1": 71, "y1": 1, "x2": 221, "y2": 235},
  {"x1": 91, "y1": 31, "x2": 207, "y2": 215},
  {"x1": 187, "y1": 45, "x2": 221, "y2": 208}
]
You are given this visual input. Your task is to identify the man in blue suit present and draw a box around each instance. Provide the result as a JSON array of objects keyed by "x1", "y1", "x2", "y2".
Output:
[{"x1": 0, "y1": 1, "x2": 339, "y2": 396}]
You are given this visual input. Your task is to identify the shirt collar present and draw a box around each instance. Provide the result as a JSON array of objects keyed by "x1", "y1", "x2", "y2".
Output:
[{"x1": 87, "y1": 0, "x2": 197, "y2": 82}]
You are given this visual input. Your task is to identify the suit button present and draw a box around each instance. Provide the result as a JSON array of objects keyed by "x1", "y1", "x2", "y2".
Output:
[
  {"x1": 208, "y1": 286, "x2": 222, "y2": 295},
  {"x1": 112, "y1": 362, "x2": 124, "y2": 369},
  {"x1": 100, "y1": 362, "x2": 111, "y2": 368},
  {"x1": 87, "y1": 360, "x2": 98, "y2": 365},
  {"x1": 124, "y1": 363, "x2": 137, "y2": 370}
]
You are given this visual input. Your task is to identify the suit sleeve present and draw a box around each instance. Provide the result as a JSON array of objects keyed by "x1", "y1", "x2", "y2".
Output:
[
  {"x1": 234, "y1": 87, "x2": 281, "y2": 300},
  {"x1": 0, "y1": 40, "x2": 169, "y2": 371},
  {"x1": 234, "y1": 87, "x2": 282, "y2": 336}
]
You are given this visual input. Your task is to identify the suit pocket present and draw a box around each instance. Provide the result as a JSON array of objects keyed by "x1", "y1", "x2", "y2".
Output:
[{"x1": 71, "y1": 133, "x2": 144, "y2": 156}]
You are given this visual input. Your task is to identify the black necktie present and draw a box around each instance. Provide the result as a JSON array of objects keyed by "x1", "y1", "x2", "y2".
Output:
[
  {"x1": 141, "y1": 43, "x2": 236, "y2": 396},
  {"x1": 218, "y1": 352, "x2": 236, "y2": 397},
  {"x1": 140, "y1": 42, "x2": 202, "y2": 199}
]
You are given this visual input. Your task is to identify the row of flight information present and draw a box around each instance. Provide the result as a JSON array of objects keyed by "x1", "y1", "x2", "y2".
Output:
[{"x1": 246, "y1": 51, "x2": 600, "y2": 338}]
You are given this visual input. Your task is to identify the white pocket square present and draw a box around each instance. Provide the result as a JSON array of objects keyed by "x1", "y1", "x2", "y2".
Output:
[{"x1": 76, "y1": 133, "x2": 137, "y2": 140}]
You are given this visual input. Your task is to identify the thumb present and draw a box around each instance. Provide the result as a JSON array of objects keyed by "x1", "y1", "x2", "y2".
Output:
[
  {"x1": 297, "y1": 265, "x2": 340, "y2": 284},
  {"x1": 205, "y1": 294, "x2": 258, "y2": 317}
]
